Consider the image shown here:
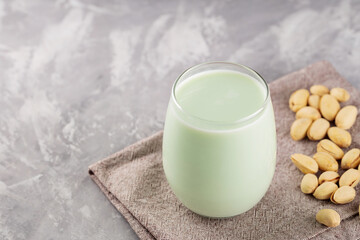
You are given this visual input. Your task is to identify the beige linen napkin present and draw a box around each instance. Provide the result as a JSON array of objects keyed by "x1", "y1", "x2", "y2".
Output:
[{"x1": 89, "y1": 61, "x2": 360, "y2": 240}]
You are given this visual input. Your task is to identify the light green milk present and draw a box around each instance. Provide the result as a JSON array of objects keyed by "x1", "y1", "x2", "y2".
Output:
[{"x1": 163, "y1": 70, "x2": 276, "y2": 218}]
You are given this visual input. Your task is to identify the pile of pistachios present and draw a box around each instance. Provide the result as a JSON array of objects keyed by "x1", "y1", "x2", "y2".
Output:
[{"x1": 288, "y1": 85, "x2": 359, "y2": 228}]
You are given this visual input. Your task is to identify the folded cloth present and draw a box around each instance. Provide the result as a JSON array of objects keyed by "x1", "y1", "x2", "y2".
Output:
[{"x1": 89, "y1": 61, "x2": 360, "y2": 240}]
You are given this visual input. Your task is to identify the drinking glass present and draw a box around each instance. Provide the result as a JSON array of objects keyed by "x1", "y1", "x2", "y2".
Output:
[{"x1": 162, "y1": 62, "x2": 276, "y2": 218}]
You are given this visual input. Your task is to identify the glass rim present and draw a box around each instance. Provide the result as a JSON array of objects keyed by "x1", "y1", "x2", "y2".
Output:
[{"x1": 171, "y1": 61, "x2": 270, "y2": 126}]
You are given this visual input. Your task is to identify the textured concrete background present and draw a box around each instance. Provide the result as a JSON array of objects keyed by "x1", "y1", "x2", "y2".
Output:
[{"x1": 0, "y1": 0, "x2": 359, "y2": 239}]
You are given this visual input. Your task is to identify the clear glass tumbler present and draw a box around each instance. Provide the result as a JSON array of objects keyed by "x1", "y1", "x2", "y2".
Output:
[{"x1": 162, "y1": 62, "x2": 276, "y2": 218}]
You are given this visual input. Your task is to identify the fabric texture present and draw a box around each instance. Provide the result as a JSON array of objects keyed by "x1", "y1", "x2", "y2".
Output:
[{"x1": 89, "y1": 61, "x2": 360, "y2": 240}]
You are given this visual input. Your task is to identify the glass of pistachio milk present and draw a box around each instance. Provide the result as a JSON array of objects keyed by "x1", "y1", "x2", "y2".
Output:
[{"x1": 162, "y1": 62, "x2": 277, "y2": 218}]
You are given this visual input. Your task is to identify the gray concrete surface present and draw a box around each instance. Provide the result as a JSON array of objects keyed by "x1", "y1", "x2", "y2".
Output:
[{"x1": 0, "y1": 0, "x2": 359, "y2": 239}]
